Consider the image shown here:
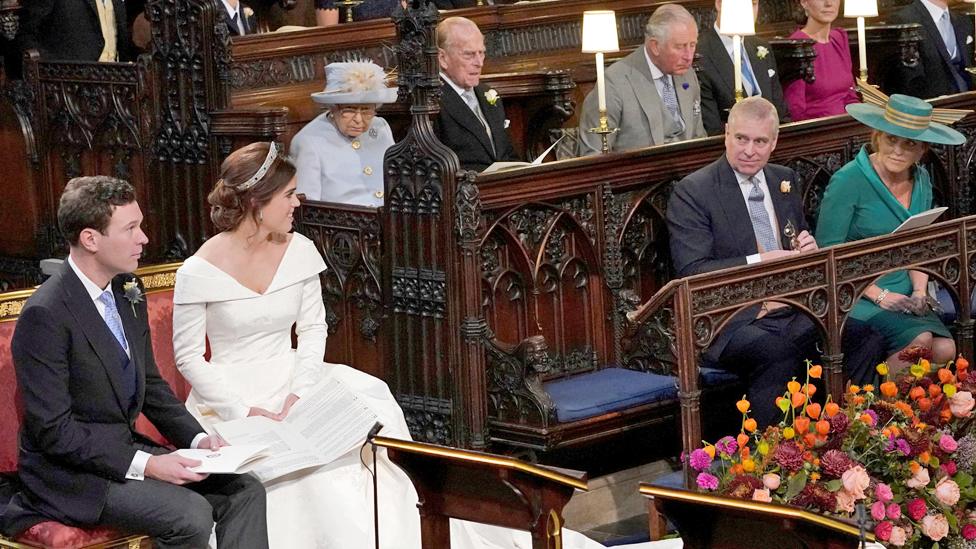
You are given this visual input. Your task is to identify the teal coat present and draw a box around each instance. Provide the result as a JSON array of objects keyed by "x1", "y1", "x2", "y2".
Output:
[{"x1": 816, "y1": 145, "x2": 949, "y2": 351}]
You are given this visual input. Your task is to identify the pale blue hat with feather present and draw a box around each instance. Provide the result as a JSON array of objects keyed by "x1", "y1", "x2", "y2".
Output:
[{"x1": 312, "y1": 60, "x2": 398, "y2": 105}]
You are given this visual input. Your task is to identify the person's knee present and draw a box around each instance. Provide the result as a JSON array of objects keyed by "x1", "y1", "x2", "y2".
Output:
[
  {"x1": 932, "y1": 337, "x2": 956, "y2": 363},
  {"x1": 163, "y1": 492, "x2": 214, "y2": 546},
  {"x1": 912, "y1": 332, "x2": 935, "y2": 349}
]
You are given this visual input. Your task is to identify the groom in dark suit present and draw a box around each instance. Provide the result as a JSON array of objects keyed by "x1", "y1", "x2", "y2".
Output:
[
  {"x1": 435, "y1": 16, "x2": 518, "y2": 172},
  {"x1": 667, "y1": 97, "x2": 883, "y2": 426},
  {"x1": 2, "y1": 177, "x2": 268, "y2": 548}
]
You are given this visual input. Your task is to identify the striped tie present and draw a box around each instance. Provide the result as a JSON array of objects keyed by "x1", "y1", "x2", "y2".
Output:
[{"x1": 746, "y1": 177, "x2": 780, "y2": 253}]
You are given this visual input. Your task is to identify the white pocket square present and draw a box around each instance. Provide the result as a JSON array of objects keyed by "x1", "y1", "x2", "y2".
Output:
[
  {"x1": 504, "y1": 119, "x2": 510, "y2": 129},
  {"x1": 968, "y1": 35, "x2": 974, "y2": 44},
  {"x1": 768, "y1": 68, "x2": 776, "y2": 78}
]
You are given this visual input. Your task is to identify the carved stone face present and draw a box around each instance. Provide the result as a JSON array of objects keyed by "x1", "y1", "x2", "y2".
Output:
[{"x1": 523, "y1": 335, "x2": 553, "y2": 374}]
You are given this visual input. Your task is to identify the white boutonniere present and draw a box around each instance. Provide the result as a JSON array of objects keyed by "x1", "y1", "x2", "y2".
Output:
[
  {"x1": 780, "y1": 180, "x2": 791, "y2": 194},
  {"x1": 756, "y1": 45, "x2": 769, "y2": 60},
  {"x1": 968, "y1": 35, "x2": 974, "y2": 45},
  {"x1": 484, "y1": 89, "x2": 499, "y2": 106},
  {"x1": 243, "y1": 6, "x2": 254, "y2": 17},
  {"x1": 122, "y1": 278, "x2": 145, "y2": 317}
]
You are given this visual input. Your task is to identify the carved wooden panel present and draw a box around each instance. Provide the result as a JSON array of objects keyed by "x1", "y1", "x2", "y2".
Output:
[{"x1": 295, "y1": 203, "x2": 384, "y2": 379}]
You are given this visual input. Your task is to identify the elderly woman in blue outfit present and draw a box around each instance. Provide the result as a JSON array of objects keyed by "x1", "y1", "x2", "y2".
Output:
[{"x1": 292, "y1": 60, "x2": 397, "y2": 206}]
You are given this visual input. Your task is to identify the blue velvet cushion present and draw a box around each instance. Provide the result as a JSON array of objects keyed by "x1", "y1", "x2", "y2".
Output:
[{"x1": 544, "y1": 368, "x2": 679, "y2": 423}]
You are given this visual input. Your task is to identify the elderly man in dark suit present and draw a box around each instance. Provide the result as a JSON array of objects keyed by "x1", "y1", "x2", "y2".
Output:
[
  {"x1": 17, "y1": 0, "x2": 132, "y2": 62},
  {"x1": 667, "y1": 97, "x2": 883, "y2": 427},
  {"x1": 1, "y1": 176, "x2": 268, "y2": 548},
  {"x1": 435, "y1": 16, "x2": 518, "y2": 172},
  {"x1": 578, "y1": 3, "x2": 706, "y2": 155},
  {"x1": 888, "y1": 0, "x2": 973, "y2": 98},
  {"x1": 696, "y1": 0, "x2": 790, "y2": 135}
]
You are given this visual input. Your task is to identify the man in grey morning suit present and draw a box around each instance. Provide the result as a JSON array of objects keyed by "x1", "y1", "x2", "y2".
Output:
[{"x1": 578, "y1": 3, "x2": 706, "y2": 154}]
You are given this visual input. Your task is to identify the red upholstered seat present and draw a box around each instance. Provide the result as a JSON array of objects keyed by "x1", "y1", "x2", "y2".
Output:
[
  {"x1": 0, "y1": 266, "x2": 182, "y2": 549},
  {"x1": 133, "y1": 288, "x2": 190, "y2": 446},
  {"x1": 14, "y1": 522, "x2": 142, "y2": 549}
]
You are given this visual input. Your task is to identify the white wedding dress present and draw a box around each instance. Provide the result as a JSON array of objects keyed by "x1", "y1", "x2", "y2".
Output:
[{"x1": 172, "y1": 232, "x2": 651, "y2": 549}]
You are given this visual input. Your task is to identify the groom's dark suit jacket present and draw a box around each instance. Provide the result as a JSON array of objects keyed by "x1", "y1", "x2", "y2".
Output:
[
  {"x1": 7, "y1": 263, "x2": 202, "y2": 529},
  {"x1": 887, "y1": 0, "x2": 974, "y2": 98},
  {"x1": 436, "y1": 81, "x2": 518, "y2": 172},
  {"x1": 667, "y1": 156, "x2": 806, "y2": 361}
]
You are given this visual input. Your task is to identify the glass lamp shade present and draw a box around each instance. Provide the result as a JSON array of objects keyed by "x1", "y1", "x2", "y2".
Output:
[
  {"x1": 582, "y1": 11, "x2": 619, "y2": 53},
  {"x1": 844, "y1": 0, "x2": 878, "y2": 18},
  {"x1": 718, "y1": 0, "x2": 756, "y2": 35}
]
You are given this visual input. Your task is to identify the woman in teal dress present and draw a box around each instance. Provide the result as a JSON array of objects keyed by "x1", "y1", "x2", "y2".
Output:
[{"x1": 816, "y1": 94, "x2": 964, "y2": 372}]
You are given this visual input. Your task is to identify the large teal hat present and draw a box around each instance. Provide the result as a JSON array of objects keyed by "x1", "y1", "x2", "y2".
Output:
[{"x1": 846, "y1": 94, "x2": 965, "y2": 146}]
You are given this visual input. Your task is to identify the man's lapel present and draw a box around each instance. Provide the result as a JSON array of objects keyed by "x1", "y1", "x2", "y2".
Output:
[
  {"x1": 59, "y1": 265, "x2": 130, "y2": 415},
  {"x1": 702, "y1": 28, "x2": 735, "y2": 98},
  {"x1": 624, "y1": 49, "x2": 666, "y2": 144},
  {"x1": 952, "y1": 11, "x2": 974, "y2": 68},
  {"x1": 475, "y1": 86, "x2": 504, "y2": 157},
  {"x1": 765, "y1": 166, "x2": 796, "y2": 249},
  {"x1": 744, "y1": 37, "x2": 773, "y2": 97},
  {"x1": 441, "y1": 82, "x2": 495, "y2": 157},
  {"x1": 674, "y1": 72, "x2": 697, "y2": 136},
  {"x1": 112, "y1": 276, "x2": 146, "y2": 414}
]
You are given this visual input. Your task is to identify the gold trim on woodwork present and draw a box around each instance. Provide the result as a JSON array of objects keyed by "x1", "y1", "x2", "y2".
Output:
[
  {"x1": 639, "y1": 484, "x2": 874, "y2": 540},
  {"x1": 135, "y1": 262, "x2": 182, "y2": 294},
  {"x1": 373, "y1": 436, "x2": 589, "y2": 491},
  {"x1": 0, "y1": 262, "x2": 183, "y2": 323}
]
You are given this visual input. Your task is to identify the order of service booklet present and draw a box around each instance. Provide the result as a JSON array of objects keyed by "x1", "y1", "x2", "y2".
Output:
[
  {"x1": 176, "y1": 445, "x2": 269, "y2": 474},
  {"x1": 211, "y1": 376, "x2": 379, "y2": 482},
  {"x1": 893, "y1": 207, "x2": 948, "y2": 233}
]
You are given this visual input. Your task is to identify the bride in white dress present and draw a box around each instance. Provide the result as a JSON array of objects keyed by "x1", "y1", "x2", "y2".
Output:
[{"x1": 172, "y1": 142, "x2": 651, "y2": 549}]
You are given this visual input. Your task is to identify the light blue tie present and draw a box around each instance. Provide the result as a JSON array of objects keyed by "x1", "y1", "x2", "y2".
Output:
[
  {"x1": 746, "y1": 177, "x2": 780, "y2": 253},
  {"x1": 939, "y1": 11, "x2": 959, "y2": 60},
  {"x1": 98, "y1": 290, "x2": 129, "y2": 352},
  {"x1": 741, "y1": 49, "x2": 760, "y2": 97}
]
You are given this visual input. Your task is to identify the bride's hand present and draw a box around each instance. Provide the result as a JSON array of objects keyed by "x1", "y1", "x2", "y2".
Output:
[
  {"x1": 278, "y1": 394, "x2": 300, "y2": 420},
  {"x1": 248, "y1": 406, "x2": 282, "y2": 421}
]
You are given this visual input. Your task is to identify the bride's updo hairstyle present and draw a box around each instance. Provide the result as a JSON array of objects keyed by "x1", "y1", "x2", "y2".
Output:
[{"x1": 209, "y1": 142, "x2": 296, "y2": 232}]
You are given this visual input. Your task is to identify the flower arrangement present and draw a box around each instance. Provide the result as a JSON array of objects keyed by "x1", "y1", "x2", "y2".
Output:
[
  {"x1": 689, "y1": 350, "x2": 976, "y2": 548},
  {"x1": 756, "y1": 45, "x2": 769, "y2": 60}
]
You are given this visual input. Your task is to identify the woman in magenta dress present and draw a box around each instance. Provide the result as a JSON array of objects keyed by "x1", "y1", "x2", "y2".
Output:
[{"x1": 784, "y1": 0, "x2": 860, "y2": 120}]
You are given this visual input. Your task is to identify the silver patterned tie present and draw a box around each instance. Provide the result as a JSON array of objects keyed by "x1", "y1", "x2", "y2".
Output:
[
  {"x1": 746, "y1": 177, "x2": 780, "y2": 253},
  {"x1": 659, "y1": 76, "x2": 686, "y2": 137},
  {"x1": 462, "y1": 89, "x2": 495, "y2": 154}
]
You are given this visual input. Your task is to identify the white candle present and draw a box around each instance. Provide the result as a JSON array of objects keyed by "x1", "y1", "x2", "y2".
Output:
[
  {"x1": 732, "y1": 35, "x2": 743, "y2": 98},
  {"x1": 595, "y1": 52, "x2": 607, "y2": 112},
  {"x1": 857, "y1": 16, "x2": 868, "y2": 78}
]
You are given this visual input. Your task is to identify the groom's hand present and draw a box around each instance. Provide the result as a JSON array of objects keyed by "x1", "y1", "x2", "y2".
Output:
[{"x1": 146, "y1": 453, "x2": 208, "y2": 485}]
